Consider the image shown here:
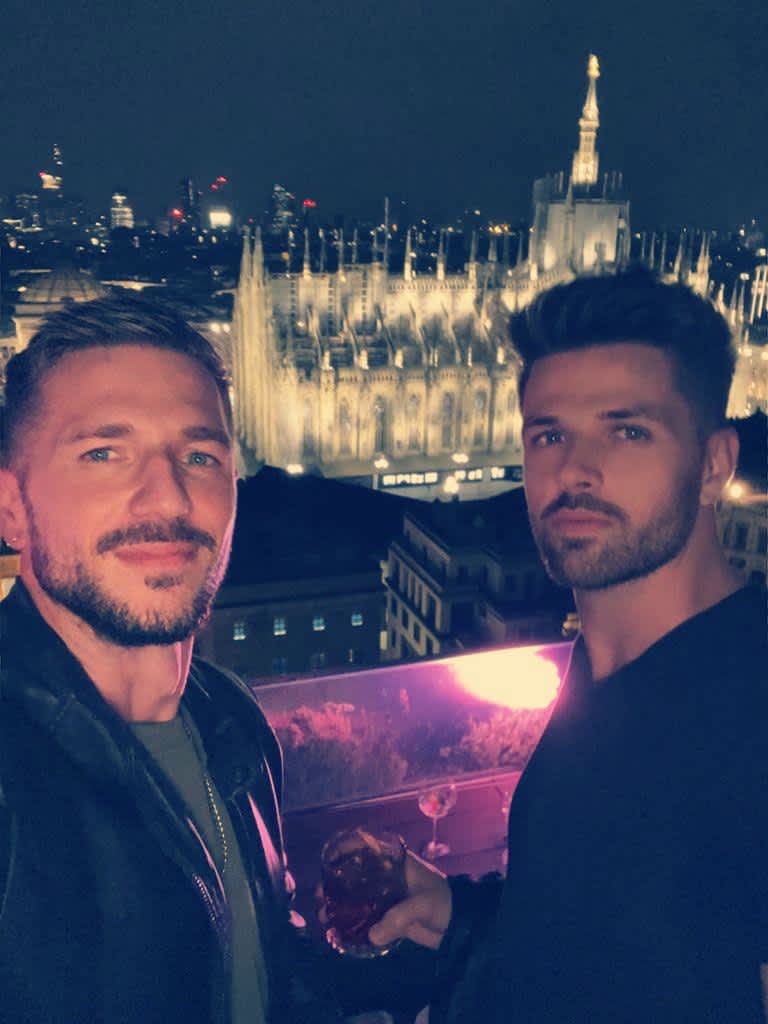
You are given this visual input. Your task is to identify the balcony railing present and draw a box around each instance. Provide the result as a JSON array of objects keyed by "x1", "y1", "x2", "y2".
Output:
[
  {"x1": 260, "y1": 641, "x2": 573, "y2": 993},
  {"x1": 255, "y1": 640, "x2": 572, "y2": 814}
]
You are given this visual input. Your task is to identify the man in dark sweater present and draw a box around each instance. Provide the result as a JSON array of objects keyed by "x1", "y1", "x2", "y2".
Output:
[{"x1": 370, "y1": 269, "x2": 768, "y2": 1022}]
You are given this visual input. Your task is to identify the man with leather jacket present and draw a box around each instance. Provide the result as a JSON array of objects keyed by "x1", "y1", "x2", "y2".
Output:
[{"x1": 0, "y1": 295, "x2": 406, "y2": 1023}]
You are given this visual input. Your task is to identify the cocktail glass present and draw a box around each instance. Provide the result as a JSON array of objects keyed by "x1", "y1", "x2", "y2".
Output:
[
  {"x1": 320, "y1": 827, "x2": 407, "y2": 958},
  {"x1": 417, "y1": 781, "x2": 457, "y2": 860}
]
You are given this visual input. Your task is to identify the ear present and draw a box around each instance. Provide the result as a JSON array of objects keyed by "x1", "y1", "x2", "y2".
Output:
[
  {"x1": 700, "y1": 426, "x2": 739, "y2": 507},
  {"x1": 0, "y1": 469, "x2": 29, "y2": 551}
]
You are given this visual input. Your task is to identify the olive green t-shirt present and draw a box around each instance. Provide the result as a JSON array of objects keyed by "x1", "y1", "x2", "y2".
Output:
[{"x1": 132, "y1": 710, "x2": 268, "y2": 1024}]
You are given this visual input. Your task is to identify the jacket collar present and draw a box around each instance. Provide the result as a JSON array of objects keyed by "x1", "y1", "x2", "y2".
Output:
[
  {"x1": 1, "y1": 581, "x2": 278, "y2": 807},
  {"x1": 0, "y1": 582, "x2": 233, "y2": 882}
]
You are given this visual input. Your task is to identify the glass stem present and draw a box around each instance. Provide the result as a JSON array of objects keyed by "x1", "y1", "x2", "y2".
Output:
[{"x1": 431, "y1": 816, "x2": 438, "y2": 849}]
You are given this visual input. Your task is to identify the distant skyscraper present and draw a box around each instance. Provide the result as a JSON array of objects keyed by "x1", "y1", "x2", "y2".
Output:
[
  {"x1": 110, "y1": 192, "x2": 134, "y2": 230},
  {"x1": 178, "y1": 177, "x2": 201, "y2": 230},
  {"x1": 267, "y1": 184, "x2": 296, "y2": 238},
  {"x1": 13, "y1": 192, "x2": 41, "y2": 229},
  {"x1": 38, "y1": 143, "x2": 64, "y2": 192},
  {"x1": 204, "y1": 176, "x2": 234, "y2": 230}
]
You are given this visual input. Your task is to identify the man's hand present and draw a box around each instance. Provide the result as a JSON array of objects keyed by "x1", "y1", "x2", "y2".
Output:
[{"x1": 368, "y1": 850, "x2": 452, "y2": 951}]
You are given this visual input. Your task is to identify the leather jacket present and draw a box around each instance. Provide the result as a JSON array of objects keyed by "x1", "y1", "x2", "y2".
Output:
[{"x1": 0, "y1": 582, "x2": 343, "y2": 1024}]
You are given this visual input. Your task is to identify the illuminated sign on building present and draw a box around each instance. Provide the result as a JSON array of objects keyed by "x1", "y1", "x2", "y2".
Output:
[
  {"x1": 208, "y1": 208, "x2": 233, "y2": 229},
  {"x1": 378, "y1": 465, "x2": 523, "y2": 489}
]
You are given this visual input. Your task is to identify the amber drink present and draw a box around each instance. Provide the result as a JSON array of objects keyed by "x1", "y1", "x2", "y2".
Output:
[{"x1": 321, "y1": 827, "x2": 407, "y2": 957}]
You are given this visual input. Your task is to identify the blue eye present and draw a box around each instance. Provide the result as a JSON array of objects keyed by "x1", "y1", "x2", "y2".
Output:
[
  {"x1": 187, "y1": 451, "x2": 218, "y2": 467},
  {"x1": 617, "y1": 425, "x2": 651, "y2": 441},
  {"x1": 82, "y1": 447, "x2": 113, "y2": 462}
]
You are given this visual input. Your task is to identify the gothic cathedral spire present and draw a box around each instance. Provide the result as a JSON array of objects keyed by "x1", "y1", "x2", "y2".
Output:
[{"x1": 570, "y1": 54, "x2": 600, "y2": 188}]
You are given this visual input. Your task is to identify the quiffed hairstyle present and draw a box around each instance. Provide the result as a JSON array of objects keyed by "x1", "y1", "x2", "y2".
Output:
[
  {"x1": 1, "y1": 293, "x2": 232, "y2": 466},
  {"x1": 510, "y1": 267, "x2": 736, "y2": 439}
]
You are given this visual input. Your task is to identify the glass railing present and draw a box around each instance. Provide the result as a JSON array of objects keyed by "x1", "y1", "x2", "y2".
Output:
[{"x1": 254, "y1": 641, "x2": 573, "y2": 812}]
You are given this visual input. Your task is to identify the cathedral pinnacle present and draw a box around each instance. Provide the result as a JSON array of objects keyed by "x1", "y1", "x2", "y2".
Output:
[
  {"x1": 570, "y1": 53, "x2": 600, "y2": 188},
  {"x1": 404, "y1": 226, "x2": 414, "y2": 281},
  {"x1": 302, "y1": 229, "x2": 311, "y2": 278}
]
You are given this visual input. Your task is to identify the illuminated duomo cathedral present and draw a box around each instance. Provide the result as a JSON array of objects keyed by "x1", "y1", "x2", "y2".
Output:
[{"x1": 231, "y1": 54, "x2": 766, "y2": 497}]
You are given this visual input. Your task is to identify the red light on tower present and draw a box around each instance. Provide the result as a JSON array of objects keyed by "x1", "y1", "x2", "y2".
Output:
[
  {"x1": 216, "y1": 176, "x2": 227, "y2": 184},
  {"x1": 303, "y1": 198, "x2": 317, "y2": 209},
  {"x1": 170, "y1": 208, "x2": 184, "y2": 220}
]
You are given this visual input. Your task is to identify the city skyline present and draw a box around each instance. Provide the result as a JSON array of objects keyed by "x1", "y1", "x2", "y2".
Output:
[{"x1": 3, "y1": 0, "x2": 766, "y2": 231}]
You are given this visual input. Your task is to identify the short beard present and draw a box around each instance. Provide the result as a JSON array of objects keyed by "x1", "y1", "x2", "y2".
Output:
[
  {"x1": 33, "y1": 557, "x2": 222, "y2": 646},
  {"x1": 532, "y1": 469, "x2": 702, "y2": 592},
  {"x1": 23, "y1": 499, "x2": 227, "y2": 647}
]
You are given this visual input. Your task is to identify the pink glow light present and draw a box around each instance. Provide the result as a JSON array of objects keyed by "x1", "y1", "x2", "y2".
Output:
[{"x1": 447, "y1": 647, "x2": 562, "y2": 710}]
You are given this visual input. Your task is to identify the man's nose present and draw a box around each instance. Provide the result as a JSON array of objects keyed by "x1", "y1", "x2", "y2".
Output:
[
  {"x1": 557, "y1": 437, "x2": 603, "y2": 491},
  {"x1": 129, "y1": 454, "x2": 192, "y2": 519}
]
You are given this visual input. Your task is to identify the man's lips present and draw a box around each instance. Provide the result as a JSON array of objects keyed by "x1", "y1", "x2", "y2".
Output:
[
  {"x1": 112, "y1": 544, "x2": 198, "y2": 567},
  {"x1": 546, "y1": 511, "x2": 615, "y2": 534}
]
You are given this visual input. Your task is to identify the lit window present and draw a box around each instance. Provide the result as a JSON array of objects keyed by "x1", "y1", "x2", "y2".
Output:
[
  {"x1": 351, "y1": 612, "x2": 364, "y2": 627},
  {"x1": 313, "y1": 615, "x2": 326, "y2": 632},
  {"x1": 273, "y1": 616, "x2": 287, "y2": 637},
  {"x1": 233, "y1": 620, "x2": 247, "y2": 641}
]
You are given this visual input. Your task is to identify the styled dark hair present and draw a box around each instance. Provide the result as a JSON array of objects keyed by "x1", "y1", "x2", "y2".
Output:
[
  {"x1": 2, "y1": 293, "x2": 232, "y2": 465},
  {"x1": 510, "y1": 267, "x2": 736, "y2": 438}
]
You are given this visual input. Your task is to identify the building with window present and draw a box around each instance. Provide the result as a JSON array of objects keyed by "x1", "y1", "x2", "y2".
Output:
[
  {"x1": 110, "y1": 192, "x2": 134, "y2": 230},
  {"x1": 195, "y1": 467, "x2": 408, "y2": 681},
  {"x1": 383, "y1": 487, "x2": 572, "y2": 660},
  {"x1": 717, "y1": 410, "x2": 768, "y2": 587},
  {"x1": 196, "y1": 572, "x2": 384, "y2": 681}
]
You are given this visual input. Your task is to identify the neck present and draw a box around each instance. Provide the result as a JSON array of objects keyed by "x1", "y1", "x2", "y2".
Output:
[
  {"x1": 574, "y1": 520, "x2": 742, "y2": 682},
  {"x1": 22, "y1": 572, "x2": 193, "y2": 722}
]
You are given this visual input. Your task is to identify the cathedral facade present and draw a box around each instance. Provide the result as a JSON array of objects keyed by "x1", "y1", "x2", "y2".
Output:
[
  {"x1": 230, "y1": 54, "x2": 765, "y2": 494},
  {"x1": 232, "y1": 228, "x2": 527, "y2": 495}
]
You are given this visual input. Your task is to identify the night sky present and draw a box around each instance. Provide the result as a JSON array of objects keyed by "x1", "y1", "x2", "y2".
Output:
[{"x1": 3, "y1": 0, "x2": 766, "y2": 230}]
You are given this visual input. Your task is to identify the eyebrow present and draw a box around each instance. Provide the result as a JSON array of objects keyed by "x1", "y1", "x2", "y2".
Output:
[
  {"x1": 65, "y1": 423, "x2": 133, "y2": 443},
  {"x1": 63, "y1": 423, "x2": 232, "y2": 447},
  {"x1": 597, "y1": 405, "x2": 670, "y2": 425},
  {"x1": 180, "y1": 426, "x2": 232, "y2": 447},
  {"x1": 522, "y1": 405, "x2": 671, "y2": 432},
  {"x1": 522, "y1": 415, "x2": 559, "y2": 432}
]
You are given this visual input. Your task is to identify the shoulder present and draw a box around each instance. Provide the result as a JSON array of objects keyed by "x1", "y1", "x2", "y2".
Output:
[
  {"x1": 704, "y1": 586, "x2": 767, "y2": 681},
  {"x1": 665, "y1": 586, "x2": 767, "y2": 680},
  {"x1": 189, "y1": 656, "x2": 283, "y2": 770}
]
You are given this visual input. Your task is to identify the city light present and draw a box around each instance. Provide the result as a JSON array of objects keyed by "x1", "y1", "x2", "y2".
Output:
[
  {"x1": 373, "y1": 456, "x2": 389, "y2": 470},
  {"x1": 286, "y1": 464, "x2": 304, "y2": 475},
  {"x1": 451, "y1": 452, "x2": 469, "y2": 464},
  {"x1": 208, "y1": 208, "x2": 232, "y2": 229},
  {"x1": 448, "y1": 646, "x2": 562, "y2": 709},
  {"x1": 443, "y1": 476, "x2": 460, "y2": 495}
]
